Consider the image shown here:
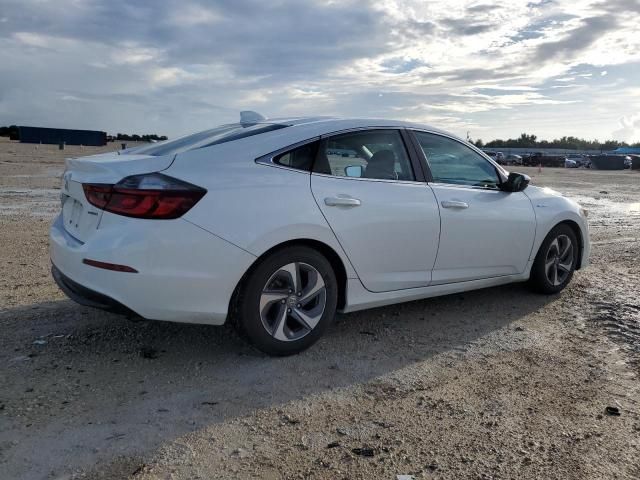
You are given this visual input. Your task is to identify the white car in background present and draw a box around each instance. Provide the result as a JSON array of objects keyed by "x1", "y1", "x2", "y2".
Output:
[
  {"x1": 50, "y1": 113, "x2": 590, "y2": 355},
  {"x1": 566, "y1": 153, "x2": 590, "y2": 168},
  {"x1": 565, "y1": 158, "x2": 578, "y2": 168}
]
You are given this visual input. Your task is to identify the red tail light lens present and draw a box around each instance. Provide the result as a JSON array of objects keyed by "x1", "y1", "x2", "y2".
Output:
[
  {"x1": 83, "y1": 173, "x2": 206, "y2": 219},
  {"x1": 83, "y1": 184, "x2": 111, "y2": 209}
]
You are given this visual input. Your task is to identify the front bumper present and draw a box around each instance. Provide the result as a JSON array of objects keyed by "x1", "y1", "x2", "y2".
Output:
[{"x1": 49, "y1": 213, "x2": 256, "y2": 325}]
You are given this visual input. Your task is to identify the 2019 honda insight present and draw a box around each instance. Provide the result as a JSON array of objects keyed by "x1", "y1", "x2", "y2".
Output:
[{"x1": 50, "y1": 113, "x2": 590, "y2": 355}]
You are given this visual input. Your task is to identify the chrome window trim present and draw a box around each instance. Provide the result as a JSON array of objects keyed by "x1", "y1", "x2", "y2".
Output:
[
  {"x1": 309, "y1": 171, "x2": 428, "y2": 186},
  {"x1": 428, "y1": 181, "x2": 503, "y2": 192},
  {"x1": 319, "y1": 125, "x2": 401, "y2": 137}
]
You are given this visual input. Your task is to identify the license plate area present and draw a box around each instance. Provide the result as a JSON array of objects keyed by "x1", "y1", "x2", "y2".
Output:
[
  {"x1": 62, "y1": 196, "x2": 84, "y2": 232},
  {"x1": 60, "y1": 179, "x2": 101, "y2": 242}
]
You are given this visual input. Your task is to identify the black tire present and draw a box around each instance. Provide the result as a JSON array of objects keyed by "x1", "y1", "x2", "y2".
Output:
[
  {"x1": 529, "y1": 224, "x2": 578, "y2": 294},
  {"x1": 235, "y1": 246, "x2": 338, "y2": 356}
]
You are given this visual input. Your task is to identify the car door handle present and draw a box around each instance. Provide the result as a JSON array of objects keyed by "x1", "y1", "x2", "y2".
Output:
[
  {"x1": 441, "y1": 200, "x2": 469, "y2": 209},
  {"x1": 324, "y1": 196, "x2": 361, "y2": 207}
]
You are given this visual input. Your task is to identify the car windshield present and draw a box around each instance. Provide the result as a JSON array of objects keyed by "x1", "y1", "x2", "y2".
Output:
[{"x1": 124, "y1": 123, "x2": 288, "y2": 157}]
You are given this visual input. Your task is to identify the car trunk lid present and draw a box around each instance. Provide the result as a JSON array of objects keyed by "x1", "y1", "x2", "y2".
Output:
[{"x1": 60, "y1": 152, "x2": 175, "y2": 242}]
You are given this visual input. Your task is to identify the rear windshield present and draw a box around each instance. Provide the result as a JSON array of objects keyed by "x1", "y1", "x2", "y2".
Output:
[{"x1": 124, "y1": 123, "x2": 288, "y2": 157}]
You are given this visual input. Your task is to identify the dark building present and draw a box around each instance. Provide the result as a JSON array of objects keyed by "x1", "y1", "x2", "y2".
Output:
[{"x1": 18, "y1": 126, "x2": 107, "y2": 146}]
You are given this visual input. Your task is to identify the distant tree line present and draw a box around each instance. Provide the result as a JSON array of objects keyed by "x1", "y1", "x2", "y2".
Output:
[
  {"x1": 0, "y1": 125, "x2": 19, "y2": 139},
  {"x1": 110, "y1": 133, "x2": 168, "y2": 142},
  {"x1": 473, "y1": 133, "x2": 640, "y2": 151},
  {"x1": 0, "y1": 126, "x2": 168, "y2": 142}
]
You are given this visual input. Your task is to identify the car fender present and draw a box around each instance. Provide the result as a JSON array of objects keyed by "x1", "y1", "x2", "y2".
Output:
[{"x1": 524, "y1": 185, "x2": 589, "y2": 268}]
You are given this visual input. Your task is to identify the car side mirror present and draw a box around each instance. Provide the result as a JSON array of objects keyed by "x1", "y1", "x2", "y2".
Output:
[
  {"x1": 345, "y1": 165, "x2": 364, "y2": 178},
  {"x1": 499, "y1": 172, "x2": 530, "y2": 192}
]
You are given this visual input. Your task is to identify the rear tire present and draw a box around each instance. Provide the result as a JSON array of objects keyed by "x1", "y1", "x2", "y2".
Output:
[
  {"x1": 235, "y1": 246, "x2": 338, "y2": 356},
  {"x1": 529, "y1": 224, "x2": 578, "y2": 294}
]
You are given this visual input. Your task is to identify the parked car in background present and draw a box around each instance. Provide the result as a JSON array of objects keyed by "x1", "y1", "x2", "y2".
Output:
[
  {"x1": 566, "y1": 153, "x2": 590, "y2": 168},
  {"x1": 484, "y1": 150, "x2": 498, "y2": 161},
  {"x1": 565, "y1": 158, "x2": 578, "y2": 168},
  {"x1": 522, "y1": 152, "x2": 566, "y2": 168},
  {"x1": 624, "y1": 156, "x2": 632, "y2": 169},
  {"x1": 50, "y1": 113, "x2": 590, "y2": 355},
  {"x1": 505, "y1": 154, "x2": 522, "y2": 165},
  {"x1": 484, "y1": 151, "x2": 506, "y2": 164}
]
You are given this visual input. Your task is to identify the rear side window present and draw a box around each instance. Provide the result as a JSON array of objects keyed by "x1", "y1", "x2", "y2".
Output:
[
  {"x1": 125, "y1": 123, "x2": 288, "y2": 157},
  {"x1": 314, "y1": 129, "x2": 415, "y2": 181},
  {"x1": 273, "y1": 141, "x2": 319, "y2": 171}
]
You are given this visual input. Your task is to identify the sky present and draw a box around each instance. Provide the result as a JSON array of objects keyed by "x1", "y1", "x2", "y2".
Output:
[{"x1": 0, "y1": 0, "x2": 639, "y2": 142}]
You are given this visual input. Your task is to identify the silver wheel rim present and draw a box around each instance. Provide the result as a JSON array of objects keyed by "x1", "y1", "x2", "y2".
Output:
[
  {"x1": 259, "y1": 262, "x2": 327, "y2": 342},
  {"x1": 545, "y1": 234, "x2": 574, "y2": 286}
]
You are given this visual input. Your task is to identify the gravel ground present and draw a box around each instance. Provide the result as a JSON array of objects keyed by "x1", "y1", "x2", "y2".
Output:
[{"x1": 0, "y1": 139, "x2": 638, "y2": 480}]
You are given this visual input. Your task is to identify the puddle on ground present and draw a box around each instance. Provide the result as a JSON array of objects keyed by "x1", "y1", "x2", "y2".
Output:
[
  {"x1": 562, "y1": 194, "x2": 640, "y2": 237},
  {"x1": 568, "y1": 194, "x2": 640, "y2": 216}
]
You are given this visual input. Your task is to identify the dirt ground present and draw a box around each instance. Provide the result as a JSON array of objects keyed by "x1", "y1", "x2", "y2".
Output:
[{"x1": 0, "y1": 138, "x2": 638, "y2": 480}]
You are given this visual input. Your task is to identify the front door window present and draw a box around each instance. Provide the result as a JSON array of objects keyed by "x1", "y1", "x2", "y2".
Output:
[{"x1": 413, "y1": 131, "x2": 499, "y2": 188}]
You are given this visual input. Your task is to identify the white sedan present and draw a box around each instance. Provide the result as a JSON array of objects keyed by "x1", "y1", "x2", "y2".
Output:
[{"x1": 50, "y1": 113, "x2": 590, "y2": 355}]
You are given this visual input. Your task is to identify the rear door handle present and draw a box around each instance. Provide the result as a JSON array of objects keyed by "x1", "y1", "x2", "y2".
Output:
[
  {"x1": 441, "y1": 200, "x2": 469, "y2": 209},
  {"x1": 324, "y1": 196, "x2": 361, "y2": 207}
]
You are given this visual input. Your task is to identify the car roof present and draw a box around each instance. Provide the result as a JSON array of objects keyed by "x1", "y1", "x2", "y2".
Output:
[{"x1": 256, "y1": 116, "x2": 457, "y2": 139}]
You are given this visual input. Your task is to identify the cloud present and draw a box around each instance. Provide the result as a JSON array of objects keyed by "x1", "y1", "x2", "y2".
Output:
[
  {"x1": 381, "y1": 57, "x2": 428, "y2": 73},
  {"x1": 533, "y1": 15, "x2": 619, "y2": 62},
  {"x1": 612, "y1": 114, "x2": 640, "y2": 143},
  {"x1": 441, "y1": 17, "x2": 495, "y2": 36},
  {"x1": 171, "y1": 5, "x2": 221, "y2": 26},
  {"x1": 466, "y1": 4, "x2": 500, "y2": 13},
  {"x1": 0, "y1": 0, "x2": 639, "y2": 141}
]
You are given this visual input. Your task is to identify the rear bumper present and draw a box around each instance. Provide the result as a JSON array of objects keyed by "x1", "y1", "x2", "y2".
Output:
[
  {"x1": 52, "y1": 264, "x2": 138, "y2": 317},
  {"x1": 49, "y1": 213, "x2": 256, "y2": 325}
]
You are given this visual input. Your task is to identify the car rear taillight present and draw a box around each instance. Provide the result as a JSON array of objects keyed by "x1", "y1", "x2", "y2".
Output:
[
  {"x1": 83, "y1": 184, "x2": 112, "y2": 209},
  {"x1": 83, "y1": 173, "x2": 206, "y2": 219}
]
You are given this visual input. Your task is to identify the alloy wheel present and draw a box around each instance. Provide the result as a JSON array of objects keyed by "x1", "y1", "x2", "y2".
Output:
[
  {"x1": 545, "y1": 234, "x2": 574, "y2": 286},
  {"x1": 259, "y1": 262, "x2": 327, "y2": 341}
]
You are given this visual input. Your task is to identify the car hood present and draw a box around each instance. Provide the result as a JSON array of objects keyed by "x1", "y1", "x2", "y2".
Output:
[
  {"x1": 525, "y1": 185, "x2": 563, "y2": 198},
  {"x1": 524, "y1": 185, "x2": 583, "y2": 211}
]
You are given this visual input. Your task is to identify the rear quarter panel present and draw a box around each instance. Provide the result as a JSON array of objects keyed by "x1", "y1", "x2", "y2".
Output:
[{"x1": 165, "y1": 134, "x2": 358, "y2": 279}]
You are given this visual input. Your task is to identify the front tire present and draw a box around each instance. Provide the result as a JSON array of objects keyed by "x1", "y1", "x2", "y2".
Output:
[
  {"x1": 235, "y1": 246, "x2": 338, "y2": 356},
  {"x1": 530, "y1": 224, "x2": 578, "y2": 294}
]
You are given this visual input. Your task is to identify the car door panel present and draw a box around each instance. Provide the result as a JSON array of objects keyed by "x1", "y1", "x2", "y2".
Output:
[
  {"x1": 312, "y1": 175, "x2": 440, "y2": 292},
  {"x1": 429, "y1": 184, "x2": 536, "y2": 284},
  {"x1": 410, "y1": 130, "x2": 537, "y2": 285}
]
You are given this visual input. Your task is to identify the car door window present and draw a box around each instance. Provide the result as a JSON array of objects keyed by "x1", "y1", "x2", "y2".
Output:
[
  {"x1": 314, "y1": 130, "x2": 415, "y2": 181},
  {"x1": 414, "y1": 132, "x2": 499, "y2": 188},
  {"x1": 273, "y1": 141, "x2": 319, "y2": 171}
]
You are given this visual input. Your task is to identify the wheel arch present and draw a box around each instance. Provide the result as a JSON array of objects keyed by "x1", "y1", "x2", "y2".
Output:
[
  {"x1": 551, "y1": 220, "x2": 584, "y2": 270},
  {"x1": 229, "y1": 239, "x2": 348, "y2": 318}
]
